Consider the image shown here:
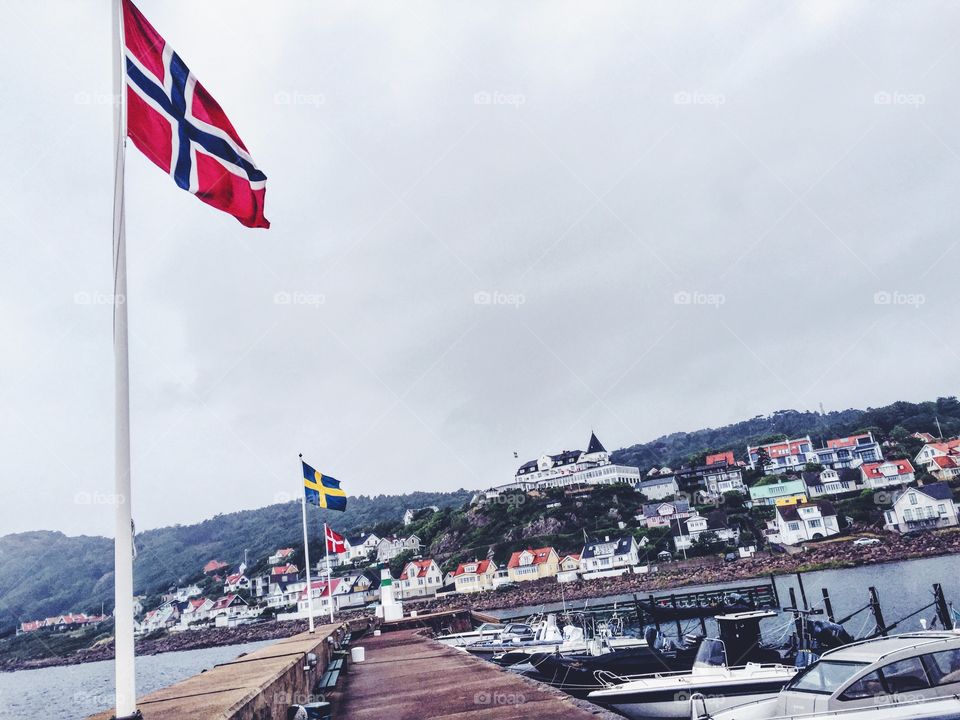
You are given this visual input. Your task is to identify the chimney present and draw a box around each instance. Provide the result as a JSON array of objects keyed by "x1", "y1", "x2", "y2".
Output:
[{"x1": 604, "y1": 535, "x2": 610, "y2": 542}]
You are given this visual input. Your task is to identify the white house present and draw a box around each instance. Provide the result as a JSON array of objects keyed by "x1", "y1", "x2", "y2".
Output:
[
  {"x1": 673, "y1": 511, "x2": 739, "y2": 552},
  {"x1": 860, "y1": 459, "x2": 915, "y2": 490},
  {"x1": 915, "y1": 439, "x2": 960, "y2": 472},
  {"x1": 930, "y1": 456, "x2": 960, "y2": 482},
  {"x1": 884, "y1": 483, "x2": 959, "y2": 533},
  {"x1": 496, "y1": 432, "x2": 641, "y2": 492},
  {"x1": 747, "y1": 436, "x2": 814, "y2": 473},
  {"x1": 803, "y1": 468, "x2": 861, "y2": 498},
  {"x1": 579, "y1": 536, "x2": 639, "y2": 575},
  {"x1": 292, "y1": 579, "x2": 340, "y2": 618},
  {"x1": 333, "y1": 571, "x2": 379, "y2": 609},
  {"x1": 179, "y1": 597, "x2": 214, "y2": 626},
  {"x1": 396, "y1": 558, "x2": 443, "y2": 598},
  {"x1": 637, "y1": 500, "x2": 692, "y2": 529},
  {"x1": 268, "y1": 547, "x2": 295, "y2": 565},
  {"x1": 139, "y1": 602, "x2": 179, "y2": 633},
  {"x1": 375, "y1": 535, "x2": 422, "y2": 562},
  {"x1": 341, "y1": 533, "x2": 381, "y2": 564},
  {"x1": 767, "y1": 501, "x2": 840, "y2": 545},
  {"x1": 638, "y1": 475, "x2": 680, "y2": 501},
  {"x1": 812, "y1": 433, "x2": 882, "y2": 469},
  {"x1": 223, "y1": 573, "x2": 250, "y2": 594},
  {"x1": 452, "y1": 559, "x2": 497, "y2": 593}
]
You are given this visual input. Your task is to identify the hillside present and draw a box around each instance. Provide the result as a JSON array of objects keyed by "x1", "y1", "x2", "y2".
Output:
[
  {"x1": 0, "y1": 489, "x2": 473, "y2": 637},
  {"x1": 611, "y1": 397, "x2": 960, "y2": 470}
]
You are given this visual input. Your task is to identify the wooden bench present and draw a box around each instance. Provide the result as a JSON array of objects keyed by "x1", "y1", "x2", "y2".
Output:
[{"x1": 315, "y1": 657, "x2": 344, "y2": 692}]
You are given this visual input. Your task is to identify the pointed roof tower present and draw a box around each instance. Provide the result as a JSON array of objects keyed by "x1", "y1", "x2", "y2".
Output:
[{"x1": 587, "y1": 431, "x2": 606, "y2": 455}]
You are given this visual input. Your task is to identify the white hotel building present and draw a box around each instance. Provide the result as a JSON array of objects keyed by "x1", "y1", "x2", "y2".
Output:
[{"x1": 494, "y1": 433, "x2": 641, "y2": 492}]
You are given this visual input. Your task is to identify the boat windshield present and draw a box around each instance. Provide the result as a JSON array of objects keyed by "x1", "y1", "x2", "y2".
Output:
[
  {"x1": 477, "y1": 623, "x2": 504, "y2": 632},
  {"x1": 787, "y1": 660, "x2": 869, "y2": 695},
  {"x1": 693, "y1": 638, "x2": 728, "y2": 669}
]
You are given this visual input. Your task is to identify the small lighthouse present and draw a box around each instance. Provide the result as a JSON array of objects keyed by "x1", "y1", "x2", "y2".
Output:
[{"x1": 377, "y1": 564, "x2": 403, "y2": 622}]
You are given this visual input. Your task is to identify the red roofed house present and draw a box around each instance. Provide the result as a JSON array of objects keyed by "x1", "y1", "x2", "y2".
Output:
[
  {"x1": 211, "y1": 594, "x2": 249, "y2": 625},
  {"x1": 930, "y1": 455, "x2": 960, "y2": 482},
  {"x1": 396, "y1": 558, "x2": 443, "y2": 599},
  {"x1": 506, "y1": 547, "x2": 560, "y2": 583},
  {"x1": 705, "y1": 451, "x2": 736, "y2": 466},
  {"x1": 860, "y1": 459, "x2": 916, "y2": 490},
  {"x1": 453, "y1": 559, "x2": 497, "y2": 594},
  {"x1": 916, "y1": 440, "x2": 960, "y2": 472},
  {"x1": 203, "y1": 560, "x2": 228, "y2": 575},
  {"x1": 812, "y1": 433, "x2": 882, "y2": 469},
  {"x1": 295, "y1": 578, "x2": 340, "y2": 617},
  {"x1": 223, "y1": 573, "x2": 250, "y2": 594},
  {"x1": 18, "y1": 620, "x2": 41, "y2": 634},
  {"x1": 268, "y1": 547, "x2": 295, "y2": 565},
  {"x1": 748, "y1": 437, "x2": 814, "y2": 474},
  {"x1": 180, "y1": 597, "x2": 215, "y2": 626}
]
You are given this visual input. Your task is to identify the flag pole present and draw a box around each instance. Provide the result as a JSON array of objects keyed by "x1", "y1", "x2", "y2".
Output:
[
  {"x1": 325, "y1": 523, "x2": 334, "y2": 623},
  {"x1": 299, "y1": 454, "x2": 315, "y2": 633},
  {"x1": 112, "y1": 0, "x2": 139, "y2": 717}
]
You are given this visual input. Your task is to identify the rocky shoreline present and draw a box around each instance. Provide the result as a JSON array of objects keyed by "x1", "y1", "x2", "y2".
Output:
[
  {"x1": 4, "y1": 527, "x2": 958, "y2": 672},
  {"x1": 408, "y1": 527, "x2": 960, "y2": 615}
]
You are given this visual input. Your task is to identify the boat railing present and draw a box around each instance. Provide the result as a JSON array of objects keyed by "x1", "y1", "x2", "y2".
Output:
[{"x1": 595, "y1": 662, "x2": 798, "y2": 689}]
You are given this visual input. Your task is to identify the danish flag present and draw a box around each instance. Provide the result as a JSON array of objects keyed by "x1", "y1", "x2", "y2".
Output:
[
  {"x1": 325, "y1": 526, "x2": 346, "y2": 555},
  {"x1": 122, "y1": 0, "x2": 269, "y2": 228}
]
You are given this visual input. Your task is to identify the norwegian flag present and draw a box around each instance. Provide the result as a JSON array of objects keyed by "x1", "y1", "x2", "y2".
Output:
[
  {"x1": 325, "y1": 526, "x2": 346, "y2": 555},
  {"x1": 122, "y1": 0, "x2": 269, "y2": 228}
]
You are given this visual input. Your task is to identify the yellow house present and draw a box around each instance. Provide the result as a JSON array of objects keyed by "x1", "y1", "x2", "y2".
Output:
[
  {"x1": 453, "y1": 560, "x2": 497, "y2": 593},
  {"x1": 774, "y1": 494, "x2": 808, "y2": 506},
  {"x1": 506, "y1": 547, "x2": 560, "y2": 583}
]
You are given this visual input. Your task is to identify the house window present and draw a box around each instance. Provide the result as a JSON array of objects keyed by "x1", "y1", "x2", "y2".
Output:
[
  {"x1": 787, "y1": 522, "x2": 800, "y2": 531},
  {"x1": 809, "y1": 519, "x2": 823, "y2": 528},
  {"x1": 909, "y1": 494, "x2": 918, "y2": 505},
  {"x1": 938, "y1": 504, "x2": 947, "y2": 515}
]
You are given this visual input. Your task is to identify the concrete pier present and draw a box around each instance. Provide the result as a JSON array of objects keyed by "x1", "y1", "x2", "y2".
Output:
[
  {"x1": 336, "y1": 628, "x2": 621, "y2": 720},
  {"x1": 88, "y1": 623, "x2": 342, "y2": 720}
]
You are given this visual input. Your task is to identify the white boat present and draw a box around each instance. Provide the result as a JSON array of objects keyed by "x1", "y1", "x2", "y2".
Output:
[
  {"x1": 492, "y1": 625, "x2": 651, "y2": 665},
  {"x1": 706, "y1": 630, "x2": 960, "y2": 720},
  {"x1": 434, "y1": 622, "x2": 510, "y2": 648},
  {"x1": 588, "y1": 636, "x2": 798, "y2": 719}
]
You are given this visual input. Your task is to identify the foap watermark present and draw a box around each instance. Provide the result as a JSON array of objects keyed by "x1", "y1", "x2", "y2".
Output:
[
  {"x1": 484, "y1": 493, "x2": 526, "y2": 506},
  {"x1": 474, "y1": 290, "x2": 526, "y2": 308},
  {"x1": 873, "y1": 290, "x2": 925, "y2": 309},
  {"x1": 72, "y1": 690, "x2": 115, "y2": 707},
  {"x1": 274, "y1": 291, "x2": 326, "y2": 308},
  {"x1": 75, "y1": 491, "x2": 125, "y2": 506},
  {"x1": 274, "y1": 90, "x2": 325, "y2": 108},
  {"x1": 874, "y1": 91, "x2": 925, "y2": 108},
  {"x1": 474, "y1": 691, "x2": 525, "y2": 706},
  {"x1": 473, "y1": 90, "x2": 526, "y2": 108},
  {"x1": 674, "y1": 290, "x2": 725, "y2": 309},
  {"x1": 75, "y1": 291, "x2": 124, "y2": 306},
  {"x1": 272, "y1": 690, "x2": 326, "y2": 705},
  {"x1": 74, "y1": 91, "x2": 121, "y2": 106},
  {"x1": 674, "y1": 90, "x2": 725, "y2": 108}
]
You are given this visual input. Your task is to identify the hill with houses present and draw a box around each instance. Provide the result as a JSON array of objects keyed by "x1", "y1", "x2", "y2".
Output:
[{"x1": 3, "y1": 395, "x2": 959, "y2": 640}]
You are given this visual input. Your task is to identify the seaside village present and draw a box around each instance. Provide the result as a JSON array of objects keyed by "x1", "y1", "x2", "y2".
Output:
[{"x1": 18, "y1": 432, "x2": 960, "y2": 637}]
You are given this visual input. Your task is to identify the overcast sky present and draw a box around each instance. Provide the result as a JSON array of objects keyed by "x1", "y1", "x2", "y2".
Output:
[{"x1": 2, "y1": 1, "x2": 959, "y2": 537}]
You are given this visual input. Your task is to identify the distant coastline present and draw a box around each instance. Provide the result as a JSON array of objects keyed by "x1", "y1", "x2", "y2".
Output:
[{"x1": 4, "y1": 526, "x2": 958, "y2": 673}]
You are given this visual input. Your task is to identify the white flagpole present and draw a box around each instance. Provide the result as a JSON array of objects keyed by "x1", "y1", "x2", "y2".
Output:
[
  {"x1": 112, "y1": 0, "x2": 138, "y2": 717},
  {"x1": 299, "y1": 455, "x2": 315, "y2": 633},
  {"x1": 325, "y1": 523, "x2": 334, "y2": 623}
]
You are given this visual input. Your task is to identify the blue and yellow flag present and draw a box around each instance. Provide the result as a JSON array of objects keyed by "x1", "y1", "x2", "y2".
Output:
[{"x1": 302, "y1": 460, "x2": 347, "y2": 511}]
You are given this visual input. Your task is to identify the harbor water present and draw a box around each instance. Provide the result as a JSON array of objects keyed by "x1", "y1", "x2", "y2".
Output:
[{"x1": 0, "y1": 639, "x2": 271, "y2": 720}]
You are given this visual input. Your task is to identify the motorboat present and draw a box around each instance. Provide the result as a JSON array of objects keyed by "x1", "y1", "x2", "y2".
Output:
[
  {"x1": 463, "y1": 615, "x2": 570, "y2": 659},
  {"x1": 706, "y1": 630, "x2": 960, "y2": 720},
  {"x1": 526, "y1": 628, "x2": 703, "y2": 696},
  {"x1": 492, "y1": 624, "x2": 654, "y2": 666},
  {"x1": 587, "y1": 635, "x2": 798, "y2": 718},
  {"x1": 434, "y1": 622, "x2": 508, "y2": 647}
]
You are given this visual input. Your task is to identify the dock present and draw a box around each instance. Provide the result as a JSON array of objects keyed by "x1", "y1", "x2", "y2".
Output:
[
  {"x1": 335, "y1": 628, "x2": 620, "y2": 720},
  {"x1": 87, "y1": 623, "x2": 343, "y2": 720}
]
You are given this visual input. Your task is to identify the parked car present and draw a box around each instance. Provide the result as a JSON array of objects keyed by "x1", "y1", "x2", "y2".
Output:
[{"x1": 852, "y1": 537, "x2": 881, "y2": 547}]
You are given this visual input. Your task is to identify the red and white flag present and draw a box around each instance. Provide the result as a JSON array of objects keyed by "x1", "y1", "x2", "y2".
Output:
[
  {"x1": 325, "y1": 526, "x2": 346, "y2": 554},
  {"x1": 122, "y1": 0, "x2": 269, "y2": 228}
]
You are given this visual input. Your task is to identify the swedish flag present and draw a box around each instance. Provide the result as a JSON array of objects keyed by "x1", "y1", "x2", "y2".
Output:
[{"x1": 302, "y1": 460, "x2": 347, "y2": 511}]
